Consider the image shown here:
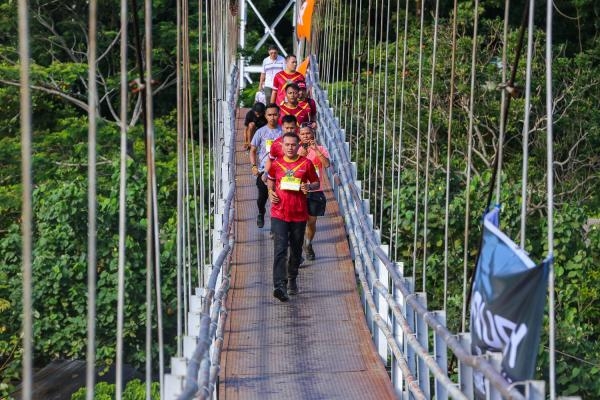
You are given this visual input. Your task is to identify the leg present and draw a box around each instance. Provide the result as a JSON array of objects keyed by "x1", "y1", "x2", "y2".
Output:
[
  {"x1": 271, "y1": 218, "x2": 290, "y2": 291},
  {"x1": 287, "y1": 220, "x2": 307, "y2": 282},
  {"x1": 264, "y1": 87, "x2": 273, "y2": 104},
  {"x1": 305, "y1": 215, "x2": 317, "y2": 241},
  {"x1": 304, "y1": 215, "x2": 317, "y2": 260},
  {"x1": 256, "y1": 173, "x2": 268, "y2": 227}
]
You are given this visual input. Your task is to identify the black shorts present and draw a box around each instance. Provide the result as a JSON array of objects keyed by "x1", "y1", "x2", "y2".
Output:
[{"x1": 307, "y1": 191, "x2": 327, "y2": 217}]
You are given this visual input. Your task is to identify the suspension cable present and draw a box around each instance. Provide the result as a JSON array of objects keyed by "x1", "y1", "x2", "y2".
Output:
[
  {"x1": 411, "y1": 0, "x2": 426, "y2": 285},
  {"x1": 198, "y1": 0, "x2": 206, "y2": 283},
  {"x1": 421, "y1": 0, "x2": 441, "y2": 292},
  {"x1": 85, "y1": 1, "x2": 98, "y2": 398},
  {"x1": 361, "y1": 0, "x2": 372, "y2": 196},
  {"x1": 520, "y1": 0, "x2": 535, "y2": 248},
  {"x1": 115, "y1": 0, "x2": 129, "y2": 395},
  {"x1": 389, "y1": 0, "x2": 399, "y2": 253},
  {"x1": 393, "y1": 0, "x2": 410, "y2": 262},
  {"x1": 175, "y1": 0, "x2": 184, "y2": 356},
  {"x1": 342, "y1": 1, "x2": 352, "y2": 134},
  {"x1": 461, "y1": 0, "x2": 480, "y2": 332},
  {"x1": 143, "y1": 0, "x2": 165, "y2": 394},
  {"x1": 443, "y1": 0, "x2": 459, "y2": 313},
  {"x1": 372, "y1": 0, "x2": 385, "y2": 229},
  {"x1": 17, "y1": 0, "x2": 33, "y2": 397},
  {"x1": 366, "y1": 0, "x2": 379, "y2": 206},
  {"x1": 352, "y1": 0, "x2": 363, "y2": 159},
  {"x1": 348, "y1": 0, "x2": 359, "y2": 152},
  {"x1": 546, "y1": 0, "x2": 556, "y2": 396},
  {"x1": 495, "y1": 0, "x2": 510, "y2": 205},
  {"x1": 378, "y1": 0, "x2": 391, "y2": 233}
]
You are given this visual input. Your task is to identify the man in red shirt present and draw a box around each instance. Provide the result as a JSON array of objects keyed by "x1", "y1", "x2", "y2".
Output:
[
  {"x1": 278, "y1": 83, "x2": 311, "y2": 127},
  {"x1": 267, "y1": 132, "x2": 319, "y2": 301},
  {"x1": 270, "y1": 54, "x2": 305, "y2": 106}
]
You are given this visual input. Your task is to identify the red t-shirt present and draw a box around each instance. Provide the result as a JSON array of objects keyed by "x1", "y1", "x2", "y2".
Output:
[
  {"x1": 278, "y1": 102, "x2": 311, "y2": 127},
  {"x1": 304, "y1": 98, "x2": 317, "y2": 119},
  {"x1": 269, "y1": 156, "x2": 319, "y2": 222},
  {"x1": 268, "y1": 136, "x2": 284, "y2": 160},
  {"x1": 272, "y1": 70, "x2": 305, "y2": 106}
]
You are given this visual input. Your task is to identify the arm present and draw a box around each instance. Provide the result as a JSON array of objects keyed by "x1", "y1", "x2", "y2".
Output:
[
  {"x1": 249, "y1": 146, "x2": 259, "y2": 176},
  {"x1": 245, "y1": 122, "x2": 256, "y2": 145},
  {"x1": 267, "y1": 174, "x2": 279, "y2": 203},
  {"x1": 259, "y1": 72, "x2": 266, "y2": 90},
  {"x1": 308, "y1": 143, "x2": 330, "y2": 169}
]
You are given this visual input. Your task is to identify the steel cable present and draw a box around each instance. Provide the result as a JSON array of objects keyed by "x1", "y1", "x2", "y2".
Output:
[
  {"x1": 392, "y1": 0, "x2": 410, "y2": 262},
  {"x1": 545, "y1": 0, "x2": 556, "y2": 397},
  {"x1": 443, "y1": 0, "x2": 459, "y2": 313},
  {"x1": 461, "y1": 0, "x2": 480, "y2": 332},
  {"x1": 378, "y1": 0, "x2": 391, "y2": 233},
  {"x1": 421, "y1": 0, "x2": 441, "y2": 293},
  {"x1": 85, "y1": 1, "x2": 98, "y2": 398},
  {"x1": 412, "y1": 0, "x2": 426, "y2": 286},
  {"x1": 115, "y1": 0, "x2": 130, "y2": 395},
  {"x1": 520, "y1": 0, "x2": 535, "y2": 247},
  {"x1": 17, "y1": 0, "x2": 33, "y2": 398}
]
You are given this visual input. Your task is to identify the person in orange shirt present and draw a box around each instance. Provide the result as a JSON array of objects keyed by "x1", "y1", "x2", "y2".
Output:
[
  {"x1": 297, "y1": 125, "x2": 330, "y2": 261},
  {"x1": 267, "y1": 132, "x2": 319, "y2": 302},
  {"x1": 270, "y1": 54, "x2": 305, "y2": 106}
]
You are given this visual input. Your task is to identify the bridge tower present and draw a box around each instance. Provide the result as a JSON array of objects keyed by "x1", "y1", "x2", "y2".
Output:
[{"x1": 238, "y1": 0, "x2": 298, "y2": 89}]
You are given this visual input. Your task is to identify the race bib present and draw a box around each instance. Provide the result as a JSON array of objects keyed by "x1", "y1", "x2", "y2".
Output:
[
  {"x1": 266, "y1": 139, "x2": 274, "y2": 152},
  {"x1": 280, "y1": 176, "x2": 301, "y2": 191}
]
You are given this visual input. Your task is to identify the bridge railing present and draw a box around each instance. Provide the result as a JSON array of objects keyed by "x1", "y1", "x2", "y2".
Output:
[
  {"x1": 308, "y1": 56, "x2": 548, "y2": 400},
  {"x1": 164, "y1": 63, "x2": 239, "y2": 400}
]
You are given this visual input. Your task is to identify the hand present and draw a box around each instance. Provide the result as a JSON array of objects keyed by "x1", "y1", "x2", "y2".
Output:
[
  {"x1": 301, "y1": 183, "x2": 309, "y2": 194},
  {"x1": 309, "y1": 139, "x2": 317, "y2": 149},
  {"x1": 298, "y1": 146, "x2": 308, "y2": 156},
  {"x1": 269, "y1": 189, "x2": 280, "y2": 203},
  {"x1": 251, "y1": 165, "x2": 259, "y2": 176}
]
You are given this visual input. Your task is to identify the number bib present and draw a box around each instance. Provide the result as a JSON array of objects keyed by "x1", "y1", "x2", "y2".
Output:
[{"x1": 280, "y1": 176, "x2": 302, "y2": 191}]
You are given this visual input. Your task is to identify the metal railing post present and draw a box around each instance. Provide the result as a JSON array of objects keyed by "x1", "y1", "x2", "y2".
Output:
[
  {"x1": 432, "y1": 310, "x2": 448, "y2": 400},
  {"x1": 457, "y1": 332, "x2": 474, "y2": 400},
  {"x1": 415, "y1": 292, "x2": 431, "y2": 399},
  {"x1": 392, "y1": 262, "x2": 406, "y2": 397},
  {"x1": 376, "y1": 245, "x2": 390, "y2": 364}
]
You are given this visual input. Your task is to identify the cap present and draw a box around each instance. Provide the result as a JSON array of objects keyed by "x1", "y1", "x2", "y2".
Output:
[{"x1": 297, "y1": 81, "x2": 307, "y2": 90}]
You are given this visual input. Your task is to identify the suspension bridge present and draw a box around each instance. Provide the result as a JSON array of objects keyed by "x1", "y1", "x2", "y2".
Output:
[{"x1": 10, "y1": 0, "x2": 587, "y2": 399}]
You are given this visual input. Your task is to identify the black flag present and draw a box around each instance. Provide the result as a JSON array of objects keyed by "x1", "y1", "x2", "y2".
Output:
[{"x1": 470, "y1": 207, "x2": 549, "y2": 397}]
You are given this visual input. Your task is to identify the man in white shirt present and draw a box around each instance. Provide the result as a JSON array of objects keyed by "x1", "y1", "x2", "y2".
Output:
[{"x1": 259, "y1": 45, "x2": 285, "y2": 105}]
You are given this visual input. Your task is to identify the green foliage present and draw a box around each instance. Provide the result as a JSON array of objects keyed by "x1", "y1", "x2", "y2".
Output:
[
  {"x1": 324, "y1": 2, "x2": 600, "y2": 396},
  {"x1": 70, "y1": 379, "x2": 160, "y2": 400}
]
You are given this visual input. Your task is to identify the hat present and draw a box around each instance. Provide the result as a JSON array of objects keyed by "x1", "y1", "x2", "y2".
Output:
[{"x1": 297, "y1": 81, "x2": 307, "y2": 90}]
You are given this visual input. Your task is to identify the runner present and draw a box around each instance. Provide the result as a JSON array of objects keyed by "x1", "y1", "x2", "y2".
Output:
[
  {"x1": 297, "y1": 125, "x2": 330, "y2": 261},
  {"x1": 267, "y1": 132, "x2": 320, "y2": 301},
  {"x1": 249, "y1": 104, "x2": 282, "y2": 228},
  {"x1": 270, "y1": 54, "x2": 305, "y2": 106}
]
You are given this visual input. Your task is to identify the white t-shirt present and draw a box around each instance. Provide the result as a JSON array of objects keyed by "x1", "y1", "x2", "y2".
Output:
[{"x1": 262, "y1": 55, "x2": 286, "y2": 88}]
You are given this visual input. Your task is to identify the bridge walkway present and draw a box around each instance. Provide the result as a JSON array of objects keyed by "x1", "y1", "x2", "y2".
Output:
[{"x1": 218, "y1": 110, "x2": 396, "y2": 399}]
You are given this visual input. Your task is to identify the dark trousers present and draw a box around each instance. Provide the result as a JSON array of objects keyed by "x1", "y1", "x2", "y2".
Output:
[
  {"x1": 256, "y1": 173, "x2": 268, "y2": 215},
  {"x1": 271, "y1": 217, "x2": 307, "y2": 289}
]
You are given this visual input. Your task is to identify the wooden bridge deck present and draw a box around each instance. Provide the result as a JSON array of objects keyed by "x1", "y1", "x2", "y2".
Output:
[{"x1": 218, "y1": 110, "x2": 396, "y2": 399}]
